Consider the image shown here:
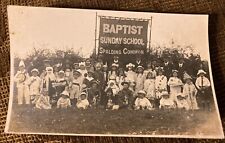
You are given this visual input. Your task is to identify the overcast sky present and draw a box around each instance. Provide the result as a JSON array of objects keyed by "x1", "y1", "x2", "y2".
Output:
[{"x1": 8, "y1": 6, "x2": 209, "y2": 59}]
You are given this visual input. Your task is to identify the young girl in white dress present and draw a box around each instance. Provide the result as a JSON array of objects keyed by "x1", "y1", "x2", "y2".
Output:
[
  {"x1": 144, "y1": 71, "x2": 155, "y2": 100},
  {"x1": 116, "y1": 68, "x2": 126, "y2": 90},
  {"x1": 168, "y1": 70, "x2": 183, "y2": 101},
  {"x1": 125, "y1": 63, "x2": 136, "y2": 83},
  {"x1": 135, "y1": 65, "x2": 145, "y2": 94},
  {"x1": 183, "y1": 73, "x2": 198, "y2": 110}
]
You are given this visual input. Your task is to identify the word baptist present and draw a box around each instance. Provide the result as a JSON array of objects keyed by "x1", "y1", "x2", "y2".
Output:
[{"x1": 103, "y1": 24, "x2": 144, "y2": 35}]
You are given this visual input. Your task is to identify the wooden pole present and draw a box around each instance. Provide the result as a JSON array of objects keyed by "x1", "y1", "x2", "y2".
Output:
[{"x1": 94, "y1": 12, "x2": 98, "y2": 59}]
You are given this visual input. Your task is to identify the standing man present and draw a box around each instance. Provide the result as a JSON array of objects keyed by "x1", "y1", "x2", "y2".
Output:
[
  {"x1": 162, "y1": 57, "x2": 172, "y2": 79},
  {"x1": 176, "y1": 58, "x2": 186, "y2": 81},
  {"x1": 93, "y1": 62, "x2": 105, "y2": 105}
]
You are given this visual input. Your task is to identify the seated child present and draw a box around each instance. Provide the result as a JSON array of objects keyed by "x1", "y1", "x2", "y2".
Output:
[
  {"x1": 176, "y1": 93, "x2": 190, "y2": 110},
  {"x1": 57, "y1": 90, "x2": 71, "y2": 109},
  {"x1": 104, "y1": 88, "x2": 116, "y2": 110},
  {"x1": 82, "y1": 70, "x2": 95, "y2": 89},
  {"x1": 35, "y1": 88, "x2": 51, "y2": 109},
  {"x1": 76, "y1": 92, "x2": 89, "y2": 109},
  {"x1": 105, "y1": 80, "x2": 120, "y2": 96},
  {"x1": 159, "y1": 91, "x2": 176, "y2": 109},
  {"x1": 134, "y1": 90, "x2": 153, "y2": 110},
  {"x1": 87, "y1": 80, "x2": 101, "y2": 107},
  {"x1": 116, "y1": 81, "x2": 134, "y2": 109}
]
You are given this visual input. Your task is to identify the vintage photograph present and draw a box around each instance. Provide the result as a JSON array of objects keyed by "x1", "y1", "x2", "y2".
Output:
[{"x1": 5, "y1": 6, "x2": 224, "y2": 138}]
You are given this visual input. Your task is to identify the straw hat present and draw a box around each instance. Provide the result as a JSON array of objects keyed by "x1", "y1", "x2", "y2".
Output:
[
  {"x1": 61, "y1": 90, "x2": 69, "y2": 97},
  {"x1": 137, "y1": 90, "x2": 147, "y2": 95},
  {"x1": 126, "y1": 63, "x2": 135, "y2": 68},
  {"x1": 197, "y1": 69, "x2": 206, "y2": 75},
  {"x1": 183, "y1": 73, "x2": 192, "y2": 80},
  {"x1": 31, "y1": 68, "x2": 39, "y2": 74}
]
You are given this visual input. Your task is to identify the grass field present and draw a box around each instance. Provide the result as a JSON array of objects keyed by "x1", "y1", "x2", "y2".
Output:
[{"x1": 7, "y1": 104, "x2": 221, "y2": 137}]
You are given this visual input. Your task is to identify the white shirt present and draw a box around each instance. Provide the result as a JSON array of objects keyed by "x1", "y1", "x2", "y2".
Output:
[
  {"x1": 159, "y1": 98, "x2": 175, "y2": 109},
  {"x1": 77, "y1": 99, "x2": 89, "y2": 109},
  {"x1": 155, "y1": 75, "x2": 167, "y2": 91},
  {"x1": 135, "y1": 97, "x2": 152, "y2": 109},
  {"x1": 195, "y1": 76, "x2": 210, "y2": 89},
  {"x1": 57, "y1": 97, "x2": 71, "y2": 108},
  {"x1": 29, "y1": 76, "x2": 41, "y2": 95}
]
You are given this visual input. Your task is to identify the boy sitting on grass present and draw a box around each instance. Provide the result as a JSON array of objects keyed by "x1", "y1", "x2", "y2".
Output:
[
  {"x1": 57, "y1": 90, "x2": 71, "y2": 109},
  {"x1": 116, "y1": 81, "x2": 134, "y2": 110},
  {"x1": 87, "y1": 81, "x2": 101, "y2": 107},
  {"x1": 35, "y1": 88, "x2": 51, "y2": 109},
  {"x1": 159, "y1": 91, "x2": 176, "y2": 109},
  {"x1": 104, "y1": 88, "x2": 116, "y2": 110},
  {"x1": 176, "y1": 93, "x2": 190, "y2": 110},
  {"x1": 134, "y1": 90, "x2": 153, "y2": 110},
  {"x1": 76, "y1": 92, "x2": 89, "y2": 109}
]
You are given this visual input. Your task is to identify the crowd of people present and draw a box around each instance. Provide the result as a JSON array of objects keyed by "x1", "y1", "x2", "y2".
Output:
[{"x1": 14, "y1": 55, "x2": 213, "y2": 111}]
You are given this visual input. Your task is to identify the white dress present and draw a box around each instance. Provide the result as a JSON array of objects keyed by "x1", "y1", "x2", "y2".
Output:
[
  {"x1": 57, "y1": 97, "x2": 71, "y2": 108},
  {"x1": 144, "y1": 79, "x2": 155, "y2": 99},
  {"x1": 183, "y1": 83, "x2": 198, "y2": 110},
  {"x1": 125, "y1": 70, "x2": 137, "y2": 82},
  {"x1": 159, "y1": 98, "x2": 175, "y2": 109},
  {"x1": 35, "y1": 95, "x2": 51, "y2": 109},
  {"x1": 176, "y1": 99, "x2": 190, "y2": 110},
  {"x1": 29, "y1": 76, "x2": 41, "y2": 95},
  {"x1": 77, "y1": 99, "x2": 89, "y2": 109},
  {"x1": 155, "y1": 75, "x2": 167, "y2": 99},
  {"x1": 168, "y1": 77, "x2": 183, "y2": 101},
  {"x1": 134, "y1": 97, "x2": 152, "y2": 110},
  {"x1": 135, "y1": 73, "x2": 145, "y2": 93}
]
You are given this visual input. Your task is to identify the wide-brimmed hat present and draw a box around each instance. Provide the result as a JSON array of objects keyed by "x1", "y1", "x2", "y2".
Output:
[
  {"x1": 111, "y1": 63, "x2": 119, "y2": 67},
  {"x1": 80, "y1": 92, "x2": 87, "y2": 97},
  {"x1": 31, "y1": 68, "x2": 39, "y2": 74},
  {"x1": 136, "y1": 65, "x2": 144, "y2": 69},
  {"x1": 126, "y1": 63, "x2": 135, "y2": 68},
  {"x1": 73, "y1": 70, "x2": 81, "y2": 75},
  {"x1": 109, "y1": 75, "x2": 116, "y2": 80},
  {"x1": 46, "y1": 66, "x2": 53, "y2": 72},
  {"x1": 73, "y1": 62, "x2": 79, "y2": 66},
  {"x1": 197, "y1": 69, "x2": 206, "y2": 75},
  {"x1": 58, "y1": 70, "x2": 65, "y2": 74},
  {"x1": 172, "y1": 69, "x2": 178, "y2": 73},
  {"x1": 61, "y1": 90, "x2": 69, "y2": 96},
  {"x1": 79, "y1": 62, "x2": 86, "y2": 66},
  {"x1": 161, "y1": 91, "x2": 169, "y2": 97},
  {"x1": 183, "y1": 73, "x2": 192, "y2": 80},
  {"x1": 137, "y1": 90, "x2": 146, "y2": 95}
]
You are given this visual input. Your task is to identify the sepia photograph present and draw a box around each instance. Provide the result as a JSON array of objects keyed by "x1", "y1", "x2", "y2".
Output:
[{"x1": 5, "y1": 6, "x2": 224, "y2": 138}]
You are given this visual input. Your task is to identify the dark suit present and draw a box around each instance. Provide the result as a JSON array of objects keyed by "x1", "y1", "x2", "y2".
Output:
[
  {"x1": 176, "y1": 63, "x2": 186, "y2": 80},
  {"x1": 162, "y1": 63, "x2": 172, "y2": 79}
]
